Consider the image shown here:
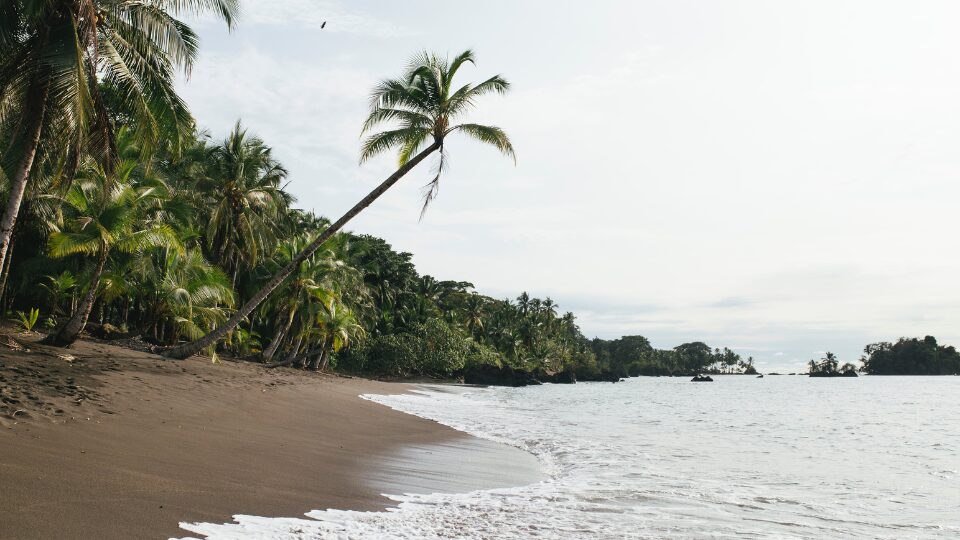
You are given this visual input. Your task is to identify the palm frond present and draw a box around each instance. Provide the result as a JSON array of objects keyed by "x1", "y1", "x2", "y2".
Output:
[
  {"x1": 359, "y1": 128, "x2": 421, "y2": 164},
  {"x1": 450, "y1": 123, "x2": 516, "y2": 162},
  {"x1": 48, "y1": 231, "x2": 101, "y2": 257}
]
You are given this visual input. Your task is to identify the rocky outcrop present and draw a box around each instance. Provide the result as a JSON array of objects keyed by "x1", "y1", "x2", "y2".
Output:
[
  {"x1": 537, "y1": 368, "x2": 577, "y2": 384},
  {"x1": 691, "y1": 374, "x2": 714, "y2": 382},
  {"x1": 463, "y1": 364, "x2": 542, "y2": 387},
  {"x1": 578, "y1": 370, "x2": 623, "y2": 383}
]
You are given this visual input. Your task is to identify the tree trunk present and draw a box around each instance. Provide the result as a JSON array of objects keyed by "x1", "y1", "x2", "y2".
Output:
[
  {"x1": 0, "y1": 82, "x2": 48, "y2": 279},
  {"x1": 261, "y1": 304, "x2": 295, "y2": 362},
  {"x1": 163, "y1": 141, "x2": 441, "y2": 360},
  {"x1": 315, "y1": 342, "x2": 332, "y2": 372},
  {"x1": 308, "y1": 338, "x2": 328, "y2": 371},
  {"x1": 43, "y1": 247, "x2": 108, "y2": 347},
  {"x1": 286, "y1": 335, "x2": 303, "y2": 368},
  {"x1": 0, "y1": 229, "x2": 16, "y2": 309}
]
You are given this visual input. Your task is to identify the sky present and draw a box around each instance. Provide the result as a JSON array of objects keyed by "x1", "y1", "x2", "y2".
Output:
[{"x1": 176, "y1": 0, "x2": 960, "y2": 372}]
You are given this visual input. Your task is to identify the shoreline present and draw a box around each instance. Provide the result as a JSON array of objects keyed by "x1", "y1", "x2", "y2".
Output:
[{"x1": 0, "y1": 335, "x2": 543, "y2": 540}]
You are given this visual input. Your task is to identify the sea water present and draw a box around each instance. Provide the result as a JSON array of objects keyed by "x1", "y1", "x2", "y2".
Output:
[{"x1": 180, "y1": 376, "x2": 960, "y2": 539}]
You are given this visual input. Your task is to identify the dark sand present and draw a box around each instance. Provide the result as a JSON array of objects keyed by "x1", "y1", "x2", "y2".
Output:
[{"x1": 0, "y1": 334, "x2": 543, "y2": 539}]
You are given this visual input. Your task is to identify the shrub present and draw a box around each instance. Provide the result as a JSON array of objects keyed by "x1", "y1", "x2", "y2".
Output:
[{"x1": 11, "y1": 308, "x2": 40, "y2": 332}]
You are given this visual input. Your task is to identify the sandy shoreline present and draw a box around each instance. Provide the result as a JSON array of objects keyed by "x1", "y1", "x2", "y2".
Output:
[{"x1": 0, "y1": 335, "x2": 543, "y2": 540}]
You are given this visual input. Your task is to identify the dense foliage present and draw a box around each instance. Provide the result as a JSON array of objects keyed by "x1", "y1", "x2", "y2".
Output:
[
  {"x1": 861, "y1": 337, "x2": 960, "y2": 375},
  {"x1": 590, "y1": 336, "x2": 755, "y2": 377}
]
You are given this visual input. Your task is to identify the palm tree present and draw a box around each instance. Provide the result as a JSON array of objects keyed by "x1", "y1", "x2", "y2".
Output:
[
  {"x1": 309, "y1": 301, "x2": 365, "y2": 371},
  {"x1": 463, "y1": 293, "x2": 486, "y2": 336},
  {"x1": 164, "y1": 49, "x2": 515, "y2": 359},
  {"x1": 516, "y1": 292, "x2": 531, "y2": 317},
  {"x1": 42, "y1": 160, "x2": 180, "y2": 346},
  {"x1": 0, "y1": 0, "x2": 237, "y2": 286},
  {"x1": 542, "y1": 297, "x2": 558, "y2": 324},
  {"x1": 131, "y1": 247, "x2": 234, "y2": 343},
  {"x1": 202, "y1": 122, "x2": 292, "y2": 280},
  {"x1": 39, "y1": 271, "x2": 77, "y2": 318},
  {"x1": 259, "y1": 234, "x2": 354, "y2": 362}
]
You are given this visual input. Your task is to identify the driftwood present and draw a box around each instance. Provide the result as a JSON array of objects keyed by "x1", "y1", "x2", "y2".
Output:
[{"x1": 0, "y1": 334, "x2": 28, "y2": 351}]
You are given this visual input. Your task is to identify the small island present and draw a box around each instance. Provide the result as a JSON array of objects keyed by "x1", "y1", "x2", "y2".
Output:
[
  {"x1": 807, "y1": 352, "x2": 859, "y2": 377},
  {"x1": 860, "y1": 336, "x2": 960, "y2": 375}
]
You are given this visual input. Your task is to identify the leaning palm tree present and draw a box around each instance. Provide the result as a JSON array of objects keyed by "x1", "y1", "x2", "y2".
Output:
[
  {"x1": 164, "y1": 49, "x2": 515, "y2": 358},
  {"x1": 42, "y1": 161, "x2": 180, "y2": 346},
  {"x1": 0, "y1": 0, "x2": 237, "y2": 294},
  {"x1": 259, "y1": 234, "x2": 346, "y2": 362}
]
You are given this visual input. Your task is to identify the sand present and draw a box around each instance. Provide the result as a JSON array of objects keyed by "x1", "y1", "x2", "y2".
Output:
[{"x1": 0, "y1": 334, "x2": 543, "y2": 539}]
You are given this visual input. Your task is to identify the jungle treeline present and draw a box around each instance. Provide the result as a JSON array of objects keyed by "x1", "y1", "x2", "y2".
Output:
[{"x1": 0, "y1": 118, "x2": 756, "y2": 379}]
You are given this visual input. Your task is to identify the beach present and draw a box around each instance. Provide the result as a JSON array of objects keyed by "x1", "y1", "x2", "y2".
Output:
[{"x1": 0, "y1": 335, "x2": 542, "y2": 540}]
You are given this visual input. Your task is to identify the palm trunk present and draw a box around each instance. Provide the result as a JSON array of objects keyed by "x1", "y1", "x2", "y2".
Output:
[
  {"x1": 265, "y1": 346, "x2": 323, "y2": 369},
  {"x1": 262, "y1": 303, "x2": 295, "y2": 362},
  {"x1": 0, "y1": 83, "x2": 48, "y2": 279},
  {"x1": 0, "y1": 229, "x2": 16, "y2": 308},
  {"x1": 286, "y1": 335, "x2": 303, "y2": 368},
  {"x1": 163, "y1": 141, "x2": 441, "y2": 360},
  {"x1": 43, "y1": 247, "x2": 108, "y2": 347},
  {"x1": 309, "y1": 344, "x2": 327, "y2": 371},
  {"x1": 315, "y1": 341, "x2": 332, "y2": 372}
]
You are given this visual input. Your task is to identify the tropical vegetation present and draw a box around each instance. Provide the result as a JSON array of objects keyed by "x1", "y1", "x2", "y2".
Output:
[
  {"x1": 806, "y1": 352, "x2": 858, "y2": 377},
  {"x1": 860, "y1": 337, "x2": 960, "y2": 375}
]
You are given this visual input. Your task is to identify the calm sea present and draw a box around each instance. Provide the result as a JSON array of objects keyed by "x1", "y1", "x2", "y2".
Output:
[{"x1": 182, "y1": 376, "x2": 960, "y2": 539}]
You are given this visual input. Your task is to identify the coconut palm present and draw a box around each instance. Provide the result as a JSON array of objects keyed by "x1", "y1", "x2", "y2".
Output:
[
  {"x1": 131, "y1": 247, "x2": 234, "y2": 343},
  {"x1": 309, "y1": 301, "x2": 365, "y2": 371},
  {"x1": 259, "y1": 234, "x2": 348, "y2": 362},
  {"x1": 164, "y1": 49, "x2": 514, "y2": 359},
  {"x1": 516, "y1": 292, "x2": 531, "y2": 317},
  {"x1": 542, "y1": 297, "x2": 558, "y2": 323},
  {"x1": 202, "y1": 122, "x2": 292, "y2": 280},
  {"x1": 0, "y1": 0, "x2": 237, "y2": 287},
  {"x1": 463, "y1": 293, "x2": 486, "y2": 336},
  {"x1": 42, "y1": 160, "x2": 180, "y2": 346}
]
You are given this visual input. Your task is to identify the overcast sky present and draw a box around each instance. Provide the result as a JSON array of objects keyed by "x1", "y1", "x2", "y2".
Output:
[{"x1": 177, "y1": 0, "x2": 960, "y2": 371}]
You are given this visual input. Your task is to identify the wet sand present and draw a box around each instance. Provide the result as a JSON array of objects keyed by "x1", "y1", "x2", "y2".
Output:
[{"x1": 0, "y1": 335, "x2": 543, "y2": 539}]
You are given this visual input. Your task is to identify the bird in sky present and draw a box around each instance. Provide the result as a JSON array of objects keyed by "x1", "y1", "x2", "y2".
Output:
[{"x1": 321, "y1": 21, "x2": 327, "y2": 29}]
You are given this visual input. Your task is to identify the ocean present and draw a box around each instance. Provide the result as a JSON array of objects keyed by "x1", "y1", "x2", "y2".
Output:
[{"x1": 181, "y1": 376, "x2": 960, "y2": 539}]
